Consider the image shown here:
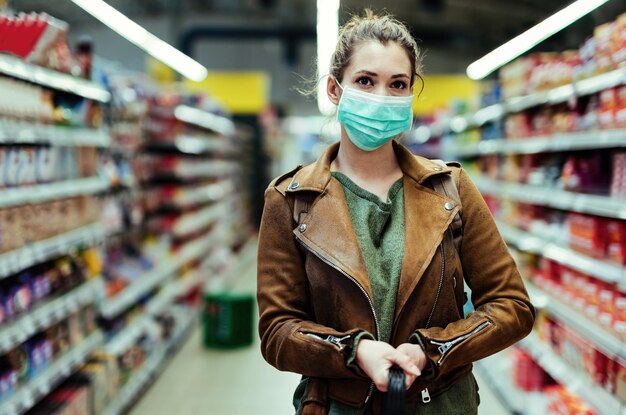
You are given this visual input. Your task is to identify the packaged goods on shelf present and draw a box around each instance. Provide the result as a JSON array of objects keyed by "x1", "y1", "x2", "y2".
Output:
[
  {"x1": 0, "y1": 195, "x2": 100, "y2": 254},
  {"x1": 0, "y1": 303, "x2": 97, "y2": 402},
  {"x1": 0, "y1": 13, "x2": 72, "y2": 73}
]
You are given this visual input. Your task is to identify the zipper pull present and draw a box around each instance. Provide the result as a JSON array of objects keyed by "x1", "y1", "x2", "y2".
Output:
[
  {"x1": 421, "y1": 388, "x2": 431, "y2": 403},
  {"x1": 326, "y1": 335, "x2": 351, "y2": 350},
  {"x1": 436, "y1": 341, "x2": 454, "y2": 355}
]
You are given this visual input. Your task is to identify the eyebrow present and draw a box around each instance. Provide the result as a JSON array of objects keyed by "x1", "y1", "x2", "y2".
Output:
[{"x1": 355, "y1": 70, "x2": 410, "y2": 79}]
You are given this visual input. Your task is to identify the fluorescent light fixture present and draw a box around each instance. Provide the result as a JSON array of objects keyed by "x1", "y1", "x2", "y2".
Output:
[
  {"x1": 71, "y1": 0, "x2": 208, "y2": 81},
  {"x1": 317, "y1": 0, "x2": 340, "y2": 115},
  {"x1": 174, "y1": 105, "x2": 235, "y2": 136},
  {"x1": 466, "y1": 0, "x2": 610, "y2": 80}
]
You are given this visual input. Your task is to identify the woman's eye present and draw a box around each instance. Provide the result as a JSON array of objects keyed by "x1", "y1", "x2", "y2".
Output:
[
  {"x1": 391, "y1": 80, "x2": 407, "y2": 89},
  {"x1": 356, "y1": 77, "x2": 373, "y2": 86}
]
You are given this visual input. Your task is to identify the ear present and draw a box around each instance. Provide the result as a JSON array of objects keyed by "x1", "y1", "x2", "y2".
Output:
[{"x1": 326, "y1": 76, "x2": 341, "y2": 106}]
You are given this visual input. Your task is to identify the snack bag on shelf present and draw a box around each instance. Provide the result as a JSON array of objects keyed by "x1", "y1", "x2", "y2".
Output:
[
  {"x1": 612, "y1": 13, "x2": 626, "y2": 67},
  {"x1": 595, "y1": 22, "x2": 617, "y2": 73},
  {"x1": 611, "y1": 151, "x2": 626, "y2": 199}
]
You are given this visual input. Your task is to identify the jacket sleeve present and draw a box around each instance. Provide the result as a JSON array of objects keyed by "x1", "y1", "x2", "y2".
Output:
[
  {"x1": 257, "y1": 185, "x2": 367, "y2": 379},
  {"x1": 413, "y1": 168, "x2": 535, "y2": 377}
]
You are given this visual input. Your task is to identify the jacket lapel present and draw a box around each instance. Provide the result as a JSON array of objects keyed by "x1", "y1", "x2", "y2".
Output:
[
  {"x1": 292, "y1": 177, "x2": 372, "y2": 298},
  {"x1": 395, "y1": 178, "x2": 459, "y2": 320}
]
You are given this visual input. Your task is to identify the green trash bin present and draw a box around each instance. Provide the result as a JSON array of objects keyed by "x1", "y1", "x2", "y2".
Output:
[{"x1": 203, "y1": 292, "x2": 254, "y2": 349}]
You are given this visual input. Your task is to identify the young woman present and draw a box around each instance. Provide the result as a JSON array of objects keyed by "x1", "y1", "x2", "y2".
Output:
[{"x1": 257, "y1": 10, "x2": 535, "y2": 415}]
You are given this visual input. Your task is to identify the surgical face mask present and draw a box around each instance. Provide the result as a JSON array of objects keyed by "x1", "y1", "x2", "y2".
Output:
[{"x1": 336, "y1": 82, "x2": 414, "y2": 151}]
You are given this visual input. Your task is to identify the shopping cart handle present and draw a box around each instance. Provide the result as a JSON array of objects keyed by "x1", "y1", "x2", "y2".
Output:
[{"x1": 383, "y1": 365, "x2": 406, "y2": 415}]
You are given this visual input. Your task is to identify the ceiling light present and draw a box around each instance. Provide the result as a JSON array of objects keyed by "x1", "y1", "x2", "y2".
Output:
[
  {"x1": 317, "y1": 0, "x2": 340, "y2": 115},
  {"x1": 466, "y1": 0, "x2": 610, "y2": 80},
  {"x1": 71, "y1": 0, "x2": 208, "y2": 81}
]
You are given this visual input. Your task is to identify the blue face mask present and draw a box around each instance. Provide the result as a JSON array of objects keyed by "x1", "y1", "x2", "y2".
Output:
[{"x1": 336, "y1": 82, "x2": 414, "y2": 151}]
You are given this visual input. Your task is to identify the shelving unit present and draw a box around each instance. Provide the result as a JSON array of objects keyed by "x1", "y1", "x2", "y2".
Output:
[
  {"x1": 0, "y1": 223, "x2": 106, "y2": 279},
  {"x1": 0, "y1": 118, "x2": 111, "y2": 147},
  {"x1": 518, "y1": 333, "x2": 623, "y2": 415},
  {"x1": 447, "y1": 129, "x2": 626, "y2": 158},
  {"x1": 0, "y1": 177, "x2": 110, "y2": 208},
  {"x1": 0, "y1": 331, "x2": 105, "y2": 415},
  {"x1": 473, "y1": 175, "x2": 626, "y2": 220},
  {"x1": 0, "y1": 54, "x2": 111, "y2": 103},
  {"x1": 474, "y1": 354, "x2": 525, "y2": 415},
  {"x1": 0, "y1": 279, "x2": 103, "y2": 354},
  {"x1": 429, "y1": 66, "x2": 626, "y2": 136},
  {"x1": 497, "y1": 221, "x2": 626, "y2": 287},
  {"x1": 100, "y1": 310, "x2": 197, "y2": 415},
  {"x1": 526, "y1": 282, "x2": 626, "y2": 362},
  {"x1": 99, "y1": 229, "x2": 220, "y2": 319}
]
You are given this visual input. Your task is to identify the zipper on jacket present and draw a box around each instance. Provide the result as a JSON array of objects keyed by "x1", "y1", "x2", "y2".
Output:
[
  {"x1": 425, "y1": 244, "x2": 446, "y2": 329},
  {"x1": 295, "y1": 236, "x2": 380, "y2": 404},
  {"x1": 421, "y1": 388, "x2": 431, "y2": 403},
  {"x1": 429, "y1": 321, "x2": 491, "y2": 365},
  {"x1": 301, "y1": 333, "x2": 351, "y2": 351}
]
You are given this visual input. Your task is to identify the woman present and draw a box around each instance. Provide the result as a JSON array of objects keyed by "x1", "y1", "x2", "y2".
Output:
[{"x1": 257, "y1": 9, "x2": 535, "y2": 415}]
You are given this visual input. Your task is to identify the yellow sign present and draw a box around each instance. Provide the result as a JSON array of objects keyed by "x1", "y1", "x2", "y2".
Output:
[
  {"x1": 413, "y1": 75, "x2": 478, "y2": 116},
  {"x1": 186, "y1": 72, "x2": 269, "y2": 114},
  {"x1": 146, "y1": 58, "x2": 176, "y2": 86}
]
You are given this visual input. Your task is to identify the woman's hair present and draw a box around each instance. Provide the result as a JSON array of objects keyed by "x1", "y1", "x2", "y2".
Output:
[{"x1": 331, "y1": 9, "x2": 423, "y2": 88}]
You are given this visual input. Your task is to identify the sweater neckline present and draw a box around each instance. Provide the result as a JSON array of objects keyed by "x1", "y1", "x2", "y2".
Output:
[{"x1": 331, "y1": 172, "x2": 403, "y2": 210}]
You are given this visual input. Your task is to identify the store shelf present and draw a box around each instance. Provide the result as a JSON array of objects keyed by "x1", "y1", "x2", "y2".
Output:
[
  {"x1": 172, "y1": 200, "x2": 230, "y2": 237},
  {"x1": 0, "y1": 279, "x2": 103, "y2": 354},
  {"x1": 449, "y1": 129, "x2": 626, "y2": 158},
  {"x1": 0, "y1": 223, "x2": 106, "y2": 280},
  {"x1": 104, "y1": 317, "x2": 152, "y2": 356},
  {"x1": 0, "y1": 177, "x2": 110, "y2": 208},
  {"x1": 168, "y1": 181, "x2": 234, "y2": 209},
  {"x1": 99, "y1": 230, "x2": 220, "y2": 318},
  {"x1": 429, "y1": 67, "x2": 626, "y2": 137},
  {"x1": 498, "y1": 221, "x2": 626, "y2": 288},
  {"x1": 0, "y1": 330, "x2": 104, "y2": 415},
  {"x1": 173, "y1": 105, "x2": 235, "y2": 136},
  {"x1": 146, "y1": 135, "x2": 234, "y2": 156},
  {"x1": 518, "y1": 333, "x2": 623, "y2": 415},
  {"x1": 0, "y1": 118, "x2": 111, "y2": 147},
  {"x1": 526, "y1": 282, "x2": 626, "y2": 362},
  {"x1": 101, "y1": 311, "x2": 196, "y2": 415},
  {"x1": 474, "y1": 354, "x2": 525, "y2": 415},
  {"x1": 0, "y1": 53, "x2": 111, "y2": 103},
  {"x1": 507, "y1": 68, "x2": 626, "y2": 114},
  {"x1": 474, "y1": 175, "x2": 626, "y2": 220},
  {"x1": 146, "y1": 269, "x2": 205, "y2": 316}
]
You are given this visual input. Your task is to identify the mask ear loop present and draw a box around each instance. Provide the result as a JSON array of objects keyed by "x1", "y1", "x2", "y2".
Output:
[{"x1": 335, "y1": 78, "x2": 344, "y2": 91}]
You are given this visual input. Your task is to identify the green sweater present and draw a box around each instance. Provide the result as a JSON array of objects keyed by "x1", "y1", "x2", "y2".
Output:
[{"x1": 332, "y1": 172, "x2": 405, "y2": 344}]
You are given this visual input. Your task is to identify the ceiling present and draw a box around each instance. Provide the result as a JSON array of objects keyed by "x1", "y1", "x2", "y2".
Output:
[{"x1": 10, "y1": 0, "x2": 626, "y2": 69}]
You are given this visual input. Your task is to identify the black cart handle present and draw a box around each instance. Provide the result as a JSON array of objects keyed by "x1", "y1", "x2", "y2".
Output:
[{"x1": 383, "y1": 365, "x2": 406, "y2": 415}]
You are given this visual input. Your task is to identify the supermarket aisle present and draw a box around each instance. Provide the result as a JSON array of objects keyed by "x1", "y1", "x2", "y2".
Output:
[
  {"x1": 131, "y1": 246, "x2": 509, "y2": 415},
  {"x1": 130, "y1": 245, "x2": 301, "y2": 415}
]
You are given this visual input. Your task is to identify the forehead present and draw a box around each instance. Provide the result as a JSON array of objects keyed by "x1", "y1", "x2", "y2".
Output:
[{"x1": 346, "y1": 40, "x2": 411, "y2": 75}]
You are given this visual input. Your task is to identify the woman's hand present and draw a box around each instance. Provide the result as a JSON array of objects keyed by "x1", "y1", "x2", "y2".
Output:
[
  {"x1": 395, "y1": 343, "x2": 428, "y2": 389},
  {"x1": 355, "y1": 340, "x2": 420, "y2": 392}
]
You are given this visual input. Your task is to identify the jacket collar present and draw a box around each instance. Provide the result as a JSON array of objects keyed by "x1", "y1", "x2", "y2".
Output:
[{"x1": 284, "y1": 141, "x2": 452, "y2": 195}]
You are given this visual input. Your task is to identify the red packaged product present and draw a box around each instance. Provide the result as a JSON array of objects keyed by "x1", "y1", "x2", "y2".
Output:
[
  {"x1": 606, "y1": 220, "x2": 626, "y2": 265},
  {"x1": 583, "y1": 276, "x2": 601, "y2": 319},
  {"x1": 597, "y1": 281, "x2": 617, "y2": 328},
  {"x1": 513, "y1": 348, "x2": 547, "y2": 391},
  {"x1": 568, "y1": 213, "x2": 607, "y2": 259},
  {"x1": 612, "y1": 13, "x2": 626, "y2": 66},
  {"x1": 595, "y1": 22, "x2": 616, "y2": 73},
  {"x1": 599, "y1": 88, "x2": 618, "y2": 129},
  {"x1": 613, "y1": 291, "x2": 626, "y2": 340}
]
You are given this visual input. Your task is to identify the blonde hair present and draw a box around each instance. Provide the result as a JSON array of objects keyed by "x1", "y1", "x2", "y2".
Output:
[{"x1": 331, "y1": 9, "x2": 423, "y2": 89}]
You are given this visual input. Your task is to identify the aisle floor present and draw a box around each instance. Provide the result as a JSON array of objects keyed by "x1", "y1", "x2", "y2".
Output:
[{"x1": 131, "y1": 246, "x2": 511, "y2": 415}]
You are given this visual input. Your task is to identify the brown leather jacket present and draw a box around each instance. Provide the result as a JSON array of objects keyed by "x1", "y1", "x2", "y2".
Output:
[{"x1": 257, "y1": 141, "x2": 535, "y2": 412}]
